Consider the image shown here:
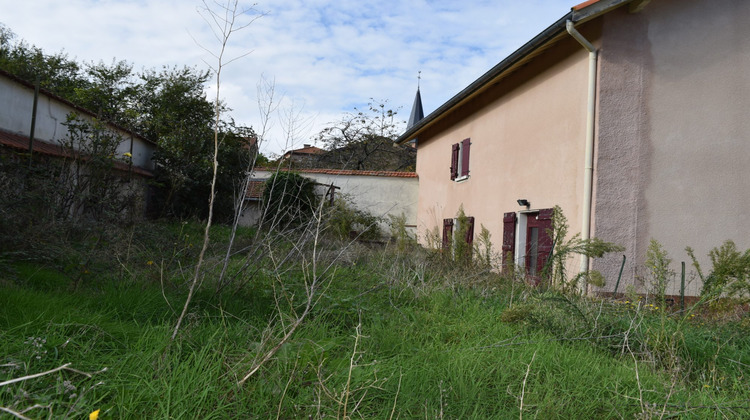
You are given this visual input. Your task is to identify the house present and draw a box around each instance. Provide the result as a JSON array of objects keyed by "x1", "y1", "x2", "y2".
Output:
[
  {"x1": 0, "y1": 68, "x2": 156, "y2": 216},
  {"x1": 240, "y1": 167, "x2": 418, "y2": 237},
  {"x1": 396, "y1": 0, "x2": 750, "y2": 296},
  {"x1": 279, "y1": 144, "x2": 325, "y2": 167}
]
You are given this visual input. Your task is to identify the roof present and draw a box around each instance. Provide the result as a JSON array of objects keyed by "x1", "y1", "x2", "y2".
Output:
[
  {"x1": 0, "y1": 128, "x2": 154, "y2": 177},
  {"x1": 256, "y1": 166, "x2": 418, "y2": 178},
  {"x1": 407, "y1": 88, "x2": 424, "y2": 129},
  {"x1": 396, "y1": 0, "x2": 634, "y2": 144},
  {"x1": 282, "y1": 145, "x2": 325, "y2": 157},
  {"x1": 245, "y1": 179, "x2": 267, "y2": 199},
  {"x1": 0, "y1": 69, "x2": 156, "y2": 146}
]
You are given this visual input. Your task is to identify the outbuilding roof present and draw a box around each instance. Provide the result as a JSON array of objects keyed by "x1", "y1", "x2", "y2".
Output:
[{"x1": 0, "y1": 128, "x2": 154, "y2": 177}]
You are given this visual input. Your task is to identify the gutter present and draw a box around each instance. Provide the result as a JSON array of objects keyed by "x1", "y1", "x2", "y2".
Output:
[{"x1": 565, "y1": 20, "x2": 598, "y2": 275}]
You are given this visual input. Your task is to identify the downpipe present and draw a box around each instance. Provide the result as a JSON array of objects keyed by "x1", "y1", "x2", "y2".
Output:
[{"x1": 566, "y1": 20, "x2": 598, "y2": 276}]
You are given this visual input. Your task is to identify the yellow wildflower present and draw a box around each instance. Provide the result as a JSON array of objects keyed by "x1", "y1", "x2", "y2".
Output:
[
  {"x1": 147, "y1": 260, "x2": 154, "y2": 266},
  {"x1": 90, "y1": 409, "x2": 100, "y2": 420},
  {"x1": 123, "y1": 152, "x2": 132, "y2": 158}
]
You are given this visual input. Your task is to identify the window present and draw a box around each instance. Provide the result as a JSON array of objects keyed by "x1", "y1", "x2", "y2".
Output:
[
  {"x1": 442, "y1": 215, "x2": 475, "y2": 256},
  {"x1": 502, "y1": 208, "x2": 553, "y2": 281},
  {"x1": 450, "y1": 138, "x2": 471, "y2": 181}
]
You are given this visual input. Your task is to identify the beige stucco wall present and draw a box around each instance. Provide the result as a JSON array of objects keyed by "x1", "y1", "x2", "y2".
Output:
[
  {"x1": 593, "y1": 0, "x2": 750, "y2": 297},
  {"x1": 246, "y1": 170, "x2": 418, "y2": 235},
  {"x1": 415, "y1": 34, "x2": 594, "y2": 265},
  {"x1": 0, "y1": 74, "x2": 154, "y2": 170}
]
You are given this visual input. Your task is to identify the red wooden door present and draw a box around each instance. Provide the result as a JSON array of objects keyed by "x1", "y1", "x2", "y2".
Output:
[{"x1": 525, "y1": 209, "x2": 553, "y2": 281}]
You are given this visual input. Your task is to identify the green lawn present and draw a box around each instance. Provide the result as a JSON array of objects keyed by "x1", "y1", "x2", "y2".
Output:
[{"x1": 1, "y1": 224, "x2": 749, "y2": 418}]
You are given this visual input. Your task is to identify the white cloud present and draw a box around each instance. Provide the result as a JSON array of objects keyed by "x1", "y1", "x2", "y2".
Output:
[{"x1": 1, "y1": 0, "x2": 574, "y2": 156}]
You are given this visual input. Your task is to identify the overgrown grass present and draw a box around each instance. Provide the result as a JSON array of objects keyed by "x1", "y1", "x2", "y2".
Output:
[{"x1": 1, "y1": 221, "x2": 749, "y2": 418}]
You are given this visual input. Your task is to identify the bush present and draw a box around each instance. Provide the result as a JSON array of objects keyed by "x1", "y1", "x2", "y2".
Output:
[
  {"x1": 261, "y1": 171, "x2": 318, "y2": 229},
  {"x1": 326, "y1": 195, "x2": 382, "y2": 241},
  {"x1": 689, "y1": 240, "x2": 750, "y2": 303}
]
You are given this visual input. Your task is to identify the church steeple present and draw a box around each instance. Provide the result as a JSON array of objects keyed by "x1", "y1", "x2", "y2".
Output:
[{"x1": 407, "y1": 71, "x2": 424, "y2": 129}]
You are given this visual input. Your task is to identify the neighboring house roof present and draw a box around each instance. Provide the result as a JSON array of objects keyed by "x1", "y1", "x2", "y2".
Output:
[
  {"x1": 0, "y1": 68, "x2": 156, "y2": 146},
  {"x1": 256, "y1": 167, "x2": 418, "y2": 178},
  {"x1": 281, "y1": 144, "x2": 325, "y2": 158},
  {"x1": 396, "y1": 0, "x2": 635, "y2": 144},
  {"x1": 0, "y1": 128, "x2": 154, "y2": 177}
]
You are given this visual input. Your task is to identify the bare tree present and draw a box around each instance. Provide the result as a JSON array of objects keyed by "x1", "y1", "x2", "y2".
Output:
[
  {"x1": 171, "y1": 0, "x2": 264, "y2": 340},
  {"x1": 316, "y1": 100, "x2": 415, "y2": 171}
]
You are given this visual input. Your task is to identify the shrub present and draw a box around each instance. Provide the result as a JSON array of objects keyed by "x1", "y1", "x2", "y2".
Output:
[
  {"x1": 689, "y1": 240, "x2": 750, "y2": 303},
  {"x1": 326, "y1": 195, "x2": 382, "y2": 241},
  {"x1": 545, "y1": 205, "x2": 623, "y2": 294},
  {"x1": 646, "y1": 239, "x2": 674, "y2": 302},
  {"x1": 388, "y1": 212, "x2": 416, "y2": 253},
  {"x1": 261, "y1": 171, "x2": 318, "y2": 229}
]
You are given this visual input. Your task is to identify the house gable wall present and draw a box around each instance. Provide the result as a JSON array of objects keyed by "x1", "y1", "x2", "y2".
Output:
[
  {"x1": 414, "y1": 28, "x2": 598, "y2": 260},
  {"x1": 593, "y1": 0, "x2": 750, "y2": 296}
]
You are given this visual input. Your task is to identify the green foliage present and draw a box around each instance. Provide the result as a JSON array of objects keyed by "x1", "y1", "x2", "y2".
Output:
[
  {"x1": 3, "y1": 230, "x2": 749, "y2": 418},
  {"x1": 388, "y1": 212, "x2": 417, "y2": 253},
  {"x1": 546, "y1": 205, "x2": 624, "y2": 294},
  {"x1": 143, "y1": 67, "x2": 256, "y2": 221},
  {"x1": 262, "y1": 171, "x2": 318, "y2": 229},
  {"x1": 646, "y1": 239, "x2": 674, "y2": 301},
  {"x1": 474, "y1": 224, "x2": 496, "y2": 269},
  {"x1": 0, "y1": 24, "x2": 88, "y2": 100},
  {"x1": 1, "y1": 220, "x2": 750, "y2": 418},
  {"x1": 690, "y1": 241, "x2": 750, "y2": 302},
  {"x1": 450, "y1": 205, "x2": 473, "y2": 266},
  {"x1": 58, "y1": 114, "x2": 140, "y2": 222},
  {"x1": 1, "y1": 25, "x2": 260, "y2": 223},
  {"x1": 326, "y1": 195, "x2": 382, "y2": 241}
]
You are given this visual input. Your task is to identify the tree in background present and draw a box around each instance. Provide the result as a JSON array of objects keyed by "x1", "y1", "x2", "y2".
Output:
[
  {"x1": 316, "y1": 100, "x2": 415, "y2": 171},
  {"x1": 0, "y1": 24, "x2": 261, "y2": 222},
  {"x1": 0, "y1": 23, "x2": 87, "y2": 100}
]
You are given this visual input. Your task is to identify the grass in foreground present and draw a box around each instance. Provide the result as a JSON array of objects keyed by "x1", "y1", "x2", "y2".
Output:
[{"x1": 1, "y1": 223, "x2": 749, "y2": 418}]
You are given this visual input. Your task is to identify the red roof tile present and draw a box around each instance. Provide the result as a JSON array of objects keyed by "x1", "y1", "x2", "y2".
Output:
[
  {"x1": 572, "y1": 0, "x2": 602, "y2": 11},
  {"x1": 245, "y1": 180, "x2": 266, "y2": 199},
  {"x1": 0, "y1": 129, "x2": 153, "y2": 177}
]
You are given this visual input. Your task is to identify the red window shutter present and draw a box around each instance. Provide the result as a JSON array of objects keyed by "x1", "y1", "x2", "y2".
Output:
[
  {"x1": 502, "y1": 212, "x2": 517, "y2": 271},
  {"x1": 460, "y1": 138, "x2": 471, "y2": 177},
  {"x1": 465, "y1": 216, "x2": 475, "y2": 259},
  {"x1": 537, "y1": 208, "x2": 554, "y2": 274},
  {"x1": 450, "y1": 143, "x2": 459, "y2": 180},
  {"x1": 465, "y1": 216, "x2": 475, "y2": 245},
  {"x1": 442, "y1": 218, "x2": 454, "y2": 251}
]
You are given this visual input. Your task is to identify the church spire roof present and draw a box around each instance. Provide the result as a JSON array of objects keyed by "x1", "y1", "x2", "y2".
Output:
[{"x1": 407, "y1": 72, "x2": 424, "y2": 129}]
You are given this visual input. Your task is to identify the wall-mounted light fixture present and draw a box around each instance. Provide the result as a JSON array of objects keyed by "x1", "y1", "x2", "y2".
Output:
[{"x1": 517, "y1": 199, "x2": 530, "y2": 208}]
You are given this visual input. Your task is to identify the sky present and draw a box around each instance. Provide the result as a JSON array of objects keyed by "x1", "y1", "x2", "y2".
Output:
[{"x1": 0, "y1": 0, "x2": 577, "y2": 157}]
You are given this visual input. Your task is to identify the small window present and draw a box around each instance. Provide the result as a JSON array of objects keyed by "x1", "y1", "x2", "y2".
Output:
[
  {"x1": 442, "y1": 216, "x2": 475, "y2": 257},
  {"x1": 450, "y1": 138, "x2": 471, "y2": 181}
]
